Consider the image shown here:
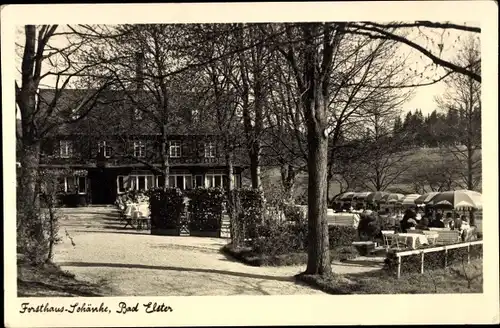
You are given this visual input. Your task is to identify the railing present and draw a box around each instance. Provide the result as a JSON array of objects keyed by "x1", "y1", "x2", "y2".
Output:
[{"x1": 393, "y1": 240, "x2": 483, "y2": 279}]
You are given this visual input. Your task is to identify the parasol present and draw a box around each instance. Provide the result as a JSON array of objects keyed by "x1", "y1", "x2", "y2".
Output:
[{"x1": 428, "y1": 190, "x2": 482, "y2": 210}]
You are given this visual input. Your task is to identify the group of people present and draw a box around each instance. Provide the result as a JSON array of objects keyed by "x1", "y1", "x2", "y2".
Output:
[{"x1": 393, "y1": 208, "x2": 471, "y2": 234}]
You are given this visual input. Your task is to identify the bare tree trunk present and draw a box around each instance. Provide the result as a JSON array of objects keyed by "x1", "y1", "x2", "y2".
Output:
[
  {"x1": 226, "y1": 149, "x2": 242, "y2": 247},
  {"x1": 280, "y1": 163, "x2": 296, "y2": 203},
  {"x1": 302, "y1": 23, "x2": 332, "y2": 276},
  {"x1": 19, "y1": 142, "x2": 44, "y2": 241},
  {"x1": 161, "y1": 124, "x2": 170, "y2": 190}
]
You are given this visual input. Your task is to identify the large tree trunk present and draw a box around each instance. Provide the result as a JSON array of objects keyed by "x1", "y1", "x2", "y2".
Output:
[
  {"x1": 18, "y1": 142, "x2": 45, "y2": 251},
  {"x1": 302, "y1": 23, "x2": 332, "y2": 276},
  {"x1": 304, "y1": 129, "x2": 331, "y2": 275}
]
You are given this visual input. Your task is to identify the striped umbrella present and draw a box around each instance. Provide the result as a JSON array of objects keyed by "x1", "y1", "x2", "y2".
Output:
[
  {"x1": 365, "y1": 191, "x2": 389, "y2": 204},
  {"x1": 428, "y1": 190, "x2": 482, "y2": 210},
  {"x1": 398, "y1": 194, "x2": 421, "y2": 207},
  {"x1": 338, "y1": 192, "x2": 356, "y2": 201},
  {"x1": 353, "y1": 192, "x2": 372, "y2": 201},
  {"x1": 414, "y1": 192, "x2": 440, "y2": 205},
  {"x1": 380, "y1": 193, "x2": 405, "y2": 204}
]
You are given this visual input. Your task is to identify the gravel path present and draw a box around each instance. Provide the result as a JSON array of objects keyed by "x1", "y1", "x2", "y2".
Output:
[{"x1": 53, "y1": 207, "x2": 383, "y2": 296}]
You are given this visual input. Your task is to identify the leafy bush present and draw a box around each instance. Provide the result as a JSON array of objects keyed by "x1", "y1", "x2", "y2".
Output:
[
  {"x1": 148, "y1": 188, "x2": 185, "y2": 230},
  {"x1": 283, "y1": 204, "x2": 307, "y2": 223},
  {"x1": 186, "y1": 188, "x2": 224, "y2": 232},
  {"x1": 251, "y1": 220, "x2": 357, "y2": 257},
  {"x1": 357, "y1": 213, "x2": 382, "y2": 241},
  {"x1": 252, "y1": 220, "x2": 307, "y2": 256},
  {"x1": 329, "y1": 225, "x2": 359, "y2": 247},
  {"x1": 236, "y1": 188, "x2": 265, "y2": 239}
]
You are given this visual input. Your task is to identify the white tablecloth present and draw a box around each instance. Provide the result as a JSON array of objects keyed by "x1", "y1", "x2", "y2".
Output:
[{"x1": 388, "y1": 233, "x2": 429, "y2": 249}]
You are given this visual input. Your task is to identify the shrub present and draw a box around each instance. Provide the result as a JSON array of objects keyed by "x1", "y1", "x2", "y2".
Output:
[
  {"x1": 251, "y1": 221, "x2": 357, "y2": 257},
  {"x1": 283, "y1": 204, "x2": 307, "y2": 223},
  {"x1": 252, "y1": 220, "x2": 307, "y2": 256},
  {"x1": 236, "y1": 188, "x2": 265, "y2": 239},
  {"x1": 329, "y1": 225, "x2": 359, "y2": 247},
  {"x1": 186, "y1": 188, "x2": 224, "y2": 232},
  {"x1": 148, "y1": 188, "x2": 185, "y2": 231}
]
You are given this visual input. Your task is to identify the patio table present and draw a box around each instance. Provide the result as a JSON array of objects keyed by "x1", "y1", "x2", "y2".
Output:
[{"x1": 395, "y1": 233, "x2": 429, "y2": 249}]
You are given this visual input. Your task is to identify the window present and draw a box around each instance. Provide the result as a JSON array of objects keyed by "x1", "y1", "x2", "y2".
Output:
[
  {"x1": 134, "y1": 141, "x2": 145, "y2": 158},
  {"x1": 98, "y1": 141, "x2": 112, "y2": 158},
  {"x1": 77, "y1": 177, "x2": 87, "y2": 194},
  {"x1": 60, "y1": 140, "x2": 72, "y2": 158},
  {"x1": 169, "y1": 141, "x2": 181, "y2": 158},
  {"x1": 204, "y1": 142, "x2": 215, "y2": 158},
  {"x1": 129, "y1": 175, "x2": 154, "y2": 191},
  {"x1": 156, "y1": 175, "x2": 165, "y2": 188},
  {"x1": 134, "y1": 108, "x2": 143, "y2": 120},
  {"x1": 205, "y1": 174, "x2": 225, "y2": 188},
  {"x1": 58, "y1": 177, "x2": 69, "y2": 192},
  {"x1": 193, "y1": 175, "x2": 203, "y2": 188},
  {"x1": 138, "y1": 176, "x2": 146, "y2": 190},
  {"x1": 117, "y1": 176, "x2": 126, "y2": 193},
  {"x1": 167, "y1": 174, "x2": 193, "y2": 190}
]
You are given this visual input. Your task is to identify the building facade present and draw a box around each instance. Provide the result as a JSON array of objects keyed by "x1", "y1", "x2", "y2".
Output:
[{"x1": 36, "y1": 88, "x2": 245, "y2": 206}]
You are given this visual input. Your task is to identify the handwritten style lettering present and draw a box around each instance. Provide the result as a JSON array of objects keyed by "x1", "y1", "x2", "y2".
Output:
[
  {"x1": 143, "y1": 302, "x2": 173, "y2": 313},
  {"x1": 116, "y1": 302, "x2": 139, "y2": 314}
]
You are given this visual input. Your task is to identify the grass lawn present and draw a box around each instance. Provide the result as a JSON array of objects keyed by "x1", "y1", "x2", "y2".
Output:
[
  {"x1": 296, "y1": 259, "x2": 483, "y2": 294},
  {"x1": 17, "y1": 256, "x2": 110, "y2": 297}
]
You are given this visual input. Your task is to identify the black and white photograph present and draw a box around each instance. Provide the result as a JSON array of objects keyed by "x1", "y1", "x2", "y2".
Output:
[{"x1": 3, "y1": 2, "x2": 499, "y2": 327}]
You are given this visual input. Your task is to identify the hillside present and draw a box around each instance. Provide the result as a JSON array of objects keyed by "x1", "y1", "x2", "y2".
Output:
[{"x1": 242, "y1": 147, "x2": 482, "y2": 201}]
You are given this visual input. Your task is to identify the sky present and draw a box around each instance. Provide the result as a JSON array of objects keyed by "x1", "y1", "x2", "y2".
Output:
[{"x1": 15, "y1": 23, "x2": 479, "y2": 118}]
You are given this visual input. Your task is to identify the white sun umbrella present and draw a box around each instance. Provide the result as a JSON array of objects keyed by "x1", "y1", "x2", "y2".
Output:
[
  {"x1": 429, "y1": 190, "x2": 482, "y2": 210},
  {"x1": 399, "y1": 194, "x2": 421, "y2": 207}
]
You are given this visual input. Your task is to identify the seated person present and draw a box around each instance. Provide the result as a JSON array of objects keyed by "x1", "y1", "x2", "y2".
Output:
[
  {"x1": 429, "y1": 213, "x2": 445, "y2": 228},
  {"x1": 416, "y1": 217, "x2": 430, "y2": 230},
  {"x1": 443, "y1": 212, "x2": 454, "y2": 228},
  {"x1": 453, "y1": 213, "x2": 463, "y2": 231}
]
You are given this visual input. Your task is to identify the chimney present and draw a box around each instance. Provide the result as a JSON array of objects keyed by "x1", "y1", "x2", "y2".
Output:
[{"x1": 135, "y1": 51, "x2": 144, "y2": 91}]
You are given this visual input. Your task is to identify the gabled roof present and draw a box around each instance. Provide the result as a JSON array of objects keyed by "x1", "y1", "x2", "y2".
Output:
[{"x1": 38, "y1": 88, "x2": 228, "y2": 137}]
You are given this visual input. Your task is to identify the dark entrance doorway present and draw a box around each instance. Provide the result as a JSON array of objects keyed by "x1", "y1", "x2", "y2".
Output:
[{"x1": 89, "y1": 169, "x2": 116, "y2": 204}]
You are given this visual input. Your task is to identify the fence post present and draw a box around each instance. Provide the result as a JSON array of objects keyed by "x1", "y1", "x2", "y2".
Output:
[
  {"x1": 444, "y1": 246, "x2": 448, "y2": 268},
  {"x1": 421, "y1": 251, "x2": 425, "y2": 274},
  {"x1": 397, "y1": 255, "x2": 401, "y2": 279},
  {"x1": 467, "y1": 243, "x2": 470, "y2": 264}
]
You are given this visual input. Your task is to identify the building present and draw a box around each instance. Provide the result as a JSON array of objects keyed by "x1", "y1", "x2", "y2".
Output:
[{"x1": 35, "y1": 86, "x2": 245, "y2": 206}]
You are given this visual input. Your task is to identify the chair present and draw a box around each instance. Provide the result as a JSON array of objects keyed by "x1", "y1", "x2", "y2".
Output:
[
  {"x1": 382, "y1": 231, "x2": 400, "y2": 250},
  {"x1": 422, "y1": 231, "x2": 439, "y2": 245},
  {"x1": 135, "y1": 203, "x2": 150, "y2": 230}
]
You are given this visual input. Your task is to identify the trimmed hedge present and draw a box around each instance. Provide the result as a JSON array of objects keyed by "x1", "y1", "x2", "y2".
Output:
[
  {"x1": 384, "y1": 242, "x2": 483, "y2": 276},
  {"x1": 186, "y1": 188, "x2": 224, "y2": 232},
  {"x1": 236, "y1": 188, "x2": 265, "y2": 239},
  {"x1": 148, "y1": 188, "x2": 185, "y2": 231},
  {"x1": 248, "y1": 219, "x2": 358, "y2": 258}
]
